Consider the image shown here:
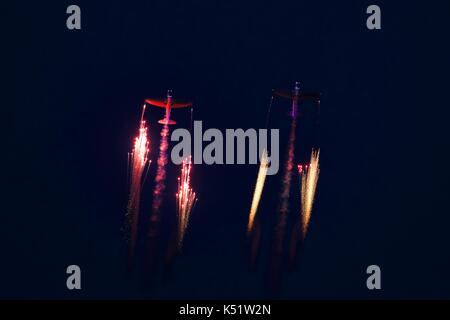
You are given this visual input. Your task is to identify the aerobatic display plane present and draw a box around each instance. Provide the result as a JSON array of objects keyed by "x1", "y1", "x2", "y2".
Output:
[{"x1": 145, "y1": 90, "x2": 193, "y2": 125}]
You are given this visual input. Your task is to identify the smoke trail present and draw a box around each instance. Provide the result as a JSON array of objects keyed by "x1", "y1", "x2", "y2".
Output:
[
  {"x1": 275, "y1": 117, "x2": 297, "y2": 250},
  {"x1": 269, "y1": 116, "x2": 297, "y2": 292},
  {"x1": 150, "y1": 123, "x2": 170, "y2": 226},
  {"x1": 301, "y1": 149, "x2": 320, "y2": 239},
  {"x1": 248, "y1": 149, "x2": 269, "y2": 234},
  {"x1": 146, "y1": 123, "x2": 170, "y2": 278},
  {"x1": 176, "y1": 157, "x2": 197, "y2": 249},
  {"x1": 125, "y1": 106, "x2": 150, "y2": 262}
]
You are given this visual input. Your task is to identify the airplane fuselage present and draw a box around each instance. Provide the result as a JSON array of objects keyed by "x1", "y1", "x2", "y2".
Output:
[
  {"x1": 291, "y1": 82, "x2": 301, "y2": 118},
  {"x1": 164, "y1": 93, "x2": 172, "y2": 122}
]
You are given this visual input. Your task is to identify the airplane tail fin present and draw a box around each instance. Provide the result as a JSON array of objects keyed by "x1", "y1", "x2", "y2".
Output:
[{"x1": 158, "y1": 118, "x2": 176, "y2": 125}]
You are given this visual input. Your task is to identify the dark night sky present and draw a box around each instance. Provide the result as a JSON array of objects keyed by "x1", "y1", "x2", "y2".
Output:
[{"x1": 4, "y1": 1, "x2": 450, "y2": 299}]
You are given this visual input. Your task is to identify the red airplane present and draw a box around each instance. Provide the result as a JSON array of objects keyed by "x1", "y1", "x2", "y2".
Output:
[{"x1": 145, "y1": 90, "x2": 192, "y2": 125}]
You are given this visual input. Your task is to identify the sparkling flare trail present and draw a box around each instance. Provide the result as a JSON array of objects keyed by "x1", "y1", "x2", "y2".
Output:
[
  {"x1": 300, "y1": 149, "x2": 320, "y2": 239},
  {"x1": 176, "y1": 157, "x2": 197, "y2": 249},
  {"x1": 149, "y1": 123, "x2": 170, "y2": 236},
  {"x1": 125, "y1": 105, "x2": 150, "y2": 259},
  {"x1": 247, "y1": 149, "x2": 269, "y2": 234}
]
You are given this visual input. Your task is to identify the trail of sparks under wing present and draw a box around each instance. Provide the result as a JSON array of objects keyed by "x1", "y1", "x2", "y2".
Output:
[
  {"x1": 247, "y1": 149, "x2": 269, "y2": 234},
  {"x1": 176, "y1": 157, "x2": 197, "y2": 249},
  {"x1": 300, "y1": 149, "x2": 320, "y2": 239},
  {"x1": 125, "y1": 106, "x2": 150, "y2": 258}
]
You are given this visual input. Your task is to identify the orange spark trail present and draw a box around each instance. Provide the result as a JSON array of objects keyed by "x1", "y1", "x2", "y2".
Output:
[
  {"x1": 247, "y1": 149, "x2": 269, "y2": 234},
  {"x1": 125, "y1": 105, "x2": 150, "y2": 261},
  {"x1": 300, "y1": 149, "x2": 320, "y2": 239},
  {"x1": 176, "y1": 157, "x2": 197, "y2": 249}
]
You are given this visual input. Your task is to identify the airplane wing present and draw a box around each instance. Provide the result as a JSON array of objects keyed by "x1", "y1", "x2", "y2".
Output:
[
  {"x1": 299, "y1": 92, "x2": 321, "y2": 100},
  {"x1": 273, "y1": 89, "x2": 293, "y2": 99},
  {"x1": 145, "y1": 99, "x2": 167, "y2": 108},
  {"x1": 172, "y1": 101, "x2": 193, "y2": 108},
  {"x1": 274, "y1": 90, "x2": 321, "y2": 100}
]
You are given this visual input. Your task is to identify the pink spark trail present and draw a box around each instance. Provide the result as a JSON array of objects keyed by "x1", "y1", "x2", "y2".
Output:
[
  {"x1": 125, "y1": 105, "x2": 150, "y2": 262},
  {"x1": 176, "y1": 157, "x2": 197, "y2": 249}
]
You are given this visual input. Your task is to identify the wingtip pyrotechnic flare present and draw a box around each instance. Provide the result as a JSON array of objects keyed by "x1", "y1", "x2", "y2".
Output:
[
  {"x1": 176, "y1": 157, "x2": 197, "y2": 249},
  {"x1": 299, "y1": 149, "x2": 320, "y2": 239},
  {"x1": 247, "y1": 149, "x2": 269, "y2": 234},
  {"x1": 125, "y1": 105, "x2": 151, "y2": 260}
]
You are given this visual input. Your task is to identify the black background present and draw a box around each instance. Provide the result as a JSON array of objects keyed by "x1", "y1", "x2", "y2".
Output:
[{"x1": 4, "y1": 1, "x2": 450, "y2": 299}]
